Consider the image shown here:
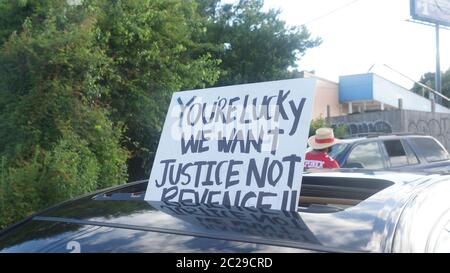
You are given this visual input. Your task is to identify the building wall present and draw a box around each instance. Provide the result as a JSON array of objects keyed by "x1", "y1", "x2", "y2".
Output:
[
  {"x1": 330, "y1": 110, "x2": 450, "y2": 152},
  {"x1": 312, "y1": 78, "x2": 341, "y2": 119},
  {"x1": 300, "y1": 71, "x2": 340, "y2": 119},
  {"x1": 330, "y1": 110, "x2": 401, "y2": 136},
  {"x1": 339, "y1": 73, "x2": 450, "y2": 114},
  {"x1": 372, "y1": 74, "x2": 450, "y2": 113},
  {"x1": 403, "y1": 110, "x2": 450, "y2": 150}
]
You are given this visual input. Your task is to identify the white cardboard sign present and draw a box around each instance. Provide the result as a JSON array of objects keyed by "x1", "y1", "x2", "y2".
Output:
[{"x1": 145, "y1": 78, "x2": 315, "y2": 211}]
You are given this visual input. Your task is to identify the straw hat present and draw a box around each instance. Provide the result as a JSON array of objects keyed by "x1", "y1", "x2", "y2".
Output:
[{"x1": 307, "y1": 127, "x2": 340, "y2": 150}]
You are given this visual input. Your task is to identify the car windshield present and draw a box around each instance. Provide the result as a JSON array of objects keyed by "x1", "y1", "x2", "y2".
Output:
[{"x1": 328, "y1": 143, "x2": 348, "y2": 159}]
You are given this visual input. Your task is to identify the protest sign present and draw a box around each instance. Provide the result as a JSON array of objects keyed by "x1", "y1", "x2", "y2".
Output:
[{"x1": 144, "y1": 78, "x2": 315, "y2": 211}]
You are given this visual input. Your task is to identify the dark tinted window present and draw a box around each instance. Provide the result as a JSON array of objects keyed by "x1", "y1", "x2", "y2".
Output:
[
  {"x1": 346, "y1": 142, "x2": 384, "y2": 169},
  {"x1": 409, "y1": 138, "x2": 450, "y2": 162},
  {"x1": 383, "y1": 140, "x2": 408, "y2": 167}
]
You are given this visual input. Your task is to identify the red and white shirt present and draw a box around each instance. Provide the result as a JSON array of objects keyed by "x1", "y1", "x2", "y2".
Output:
[{"x1": 304, "y1": 151, "x2": 340, "y2": 169}]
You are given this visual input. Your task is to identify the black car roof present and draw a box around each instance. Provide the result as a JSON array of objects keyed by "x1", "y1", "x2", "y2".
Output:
[{"x1": 0, "y1": 171, "x2": 442, "y2": 253}]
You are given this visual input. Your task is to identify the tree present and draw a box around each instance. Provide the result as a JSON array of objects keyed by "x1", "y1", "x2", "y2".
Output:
[
  {"x1": 197, "y1": 0, "x2": 322, "y2": 86},
  {"x1": 309, "y1": 117, "x2": 348, "y2": 139},
  {"x1": 411, "y1": 68, "x2": 450, "y2": 107},
  {"x1": 0, "y1": 1, "x2": 128, "y2": 228}
]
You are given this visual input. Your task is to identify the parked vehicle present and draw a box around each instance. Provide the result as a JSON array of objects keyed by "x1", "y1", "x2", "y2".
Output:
[
  {"x1": 328, "y1": 134, "x2": 450, "y2": 172},
  {"x1": 1, "y1": 170, "x2": 449, "y2": 253}
]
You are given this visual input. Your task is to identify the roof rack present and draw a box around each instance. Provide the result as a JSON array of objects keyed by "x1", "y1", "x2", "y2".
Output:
[{"x1": 343, "y1": 132, "x2": 426, "y2": 139}]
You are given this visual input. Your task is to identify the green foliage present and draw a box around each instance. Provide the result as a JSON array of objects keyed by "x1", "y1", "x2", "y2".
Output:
[
  {"x1": 411, "y1": 67, "x2": 450, "y2": 107},
  {"x1": 309, "y1": 116, "x2": 348, "y2": 139},
  {"x1": 0, "y1": 126, "x2": 128, "y2": 229},
  {"x1": 40, "y1": 133, "x2": 99, "y2": 206},
  {"x1": 0, "y1": 133, "x2": 104, "y2": 229},
  {"x1": 0, "y1": 1, "x2": 128, "y2": 228},
  {"x1": 78, "y1": 111, "x2": 128, "y2": 189},
  {"x1": 0, "y1": 154, "x2": 41, "y2": 229},
  {"x1": 199, "y1": 0, "x2": 322, "y2": 86},
  {"x1": 333, "y1": 124, "x2": 349, "y2": 139}
]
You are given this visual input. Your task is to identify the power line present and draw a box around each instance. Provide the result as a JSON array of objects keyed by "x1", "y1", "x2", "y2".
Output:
[{"x1": 301, "y1": 0, "x2": 362, "y2": 26}]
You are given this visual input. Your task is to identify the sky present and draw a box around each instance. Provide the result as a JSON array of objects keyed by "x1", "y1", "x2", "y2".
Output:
[{"x1": 239, "y1": 0, "x2": 450, "y2": 89}]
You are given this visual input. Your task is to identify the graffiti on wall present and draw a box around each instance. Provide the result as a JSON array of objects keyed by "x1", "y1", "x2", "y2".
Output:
[
  {"x1": 329, "y1": 111, "x2": 450, "y2": 151},
  {"x1": 408, "y1": 118, "x2": 450, "y2": 148},
  {"x1": 333, "y1": 120, "x2": 392, "y2": 135}
]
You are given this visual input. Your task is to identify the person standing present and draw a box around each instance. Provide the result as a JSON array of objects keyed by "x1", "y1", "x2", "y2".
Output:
[{"x1": 304, "y1": 127, "x2": 340, "y2": 169}]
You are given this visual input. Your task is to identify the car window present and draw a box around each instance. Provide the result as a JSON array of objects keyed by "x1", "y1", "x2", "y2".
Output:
[
  {"x1": 328, "y1": 143, "x2": 348, "y2": 159},
  {"x1": 401, "y1": 140, "x2": 419, "y2": 165},
  {"x1": 409, "y1": 138, "x2": 450, "y2": 162},
  {"x1": 345, "y1": 142, "x2": 384, "y2": 169},
  {"x1": 383, "y1": 140, "x2": 408, "y2": 167}
]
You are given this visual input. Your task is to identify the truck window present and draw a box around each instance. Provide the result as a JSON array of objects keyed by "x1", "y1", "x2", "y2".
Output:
[
  {"x1": 383, "y1": 140, "x2": 408, "y2": 167},
  {"x1": 328, "y1": 143, "x2": 348, "y2": 159},
  {"x1": 345, "y1": 142, "x2": 384, "y2": 169},
  {"x1": 409, "y1": 138, "x2": 450, "y2": 162},
  {"x1": 401, "y1": 140, "x2": 419, "y2": 165}
]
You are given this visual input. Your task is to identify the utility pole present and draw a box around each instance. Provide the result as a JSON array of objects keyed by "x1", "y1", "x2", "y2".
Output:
[{"x1": 435, "y1": 24, "x2": 442, "y2": 103}]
